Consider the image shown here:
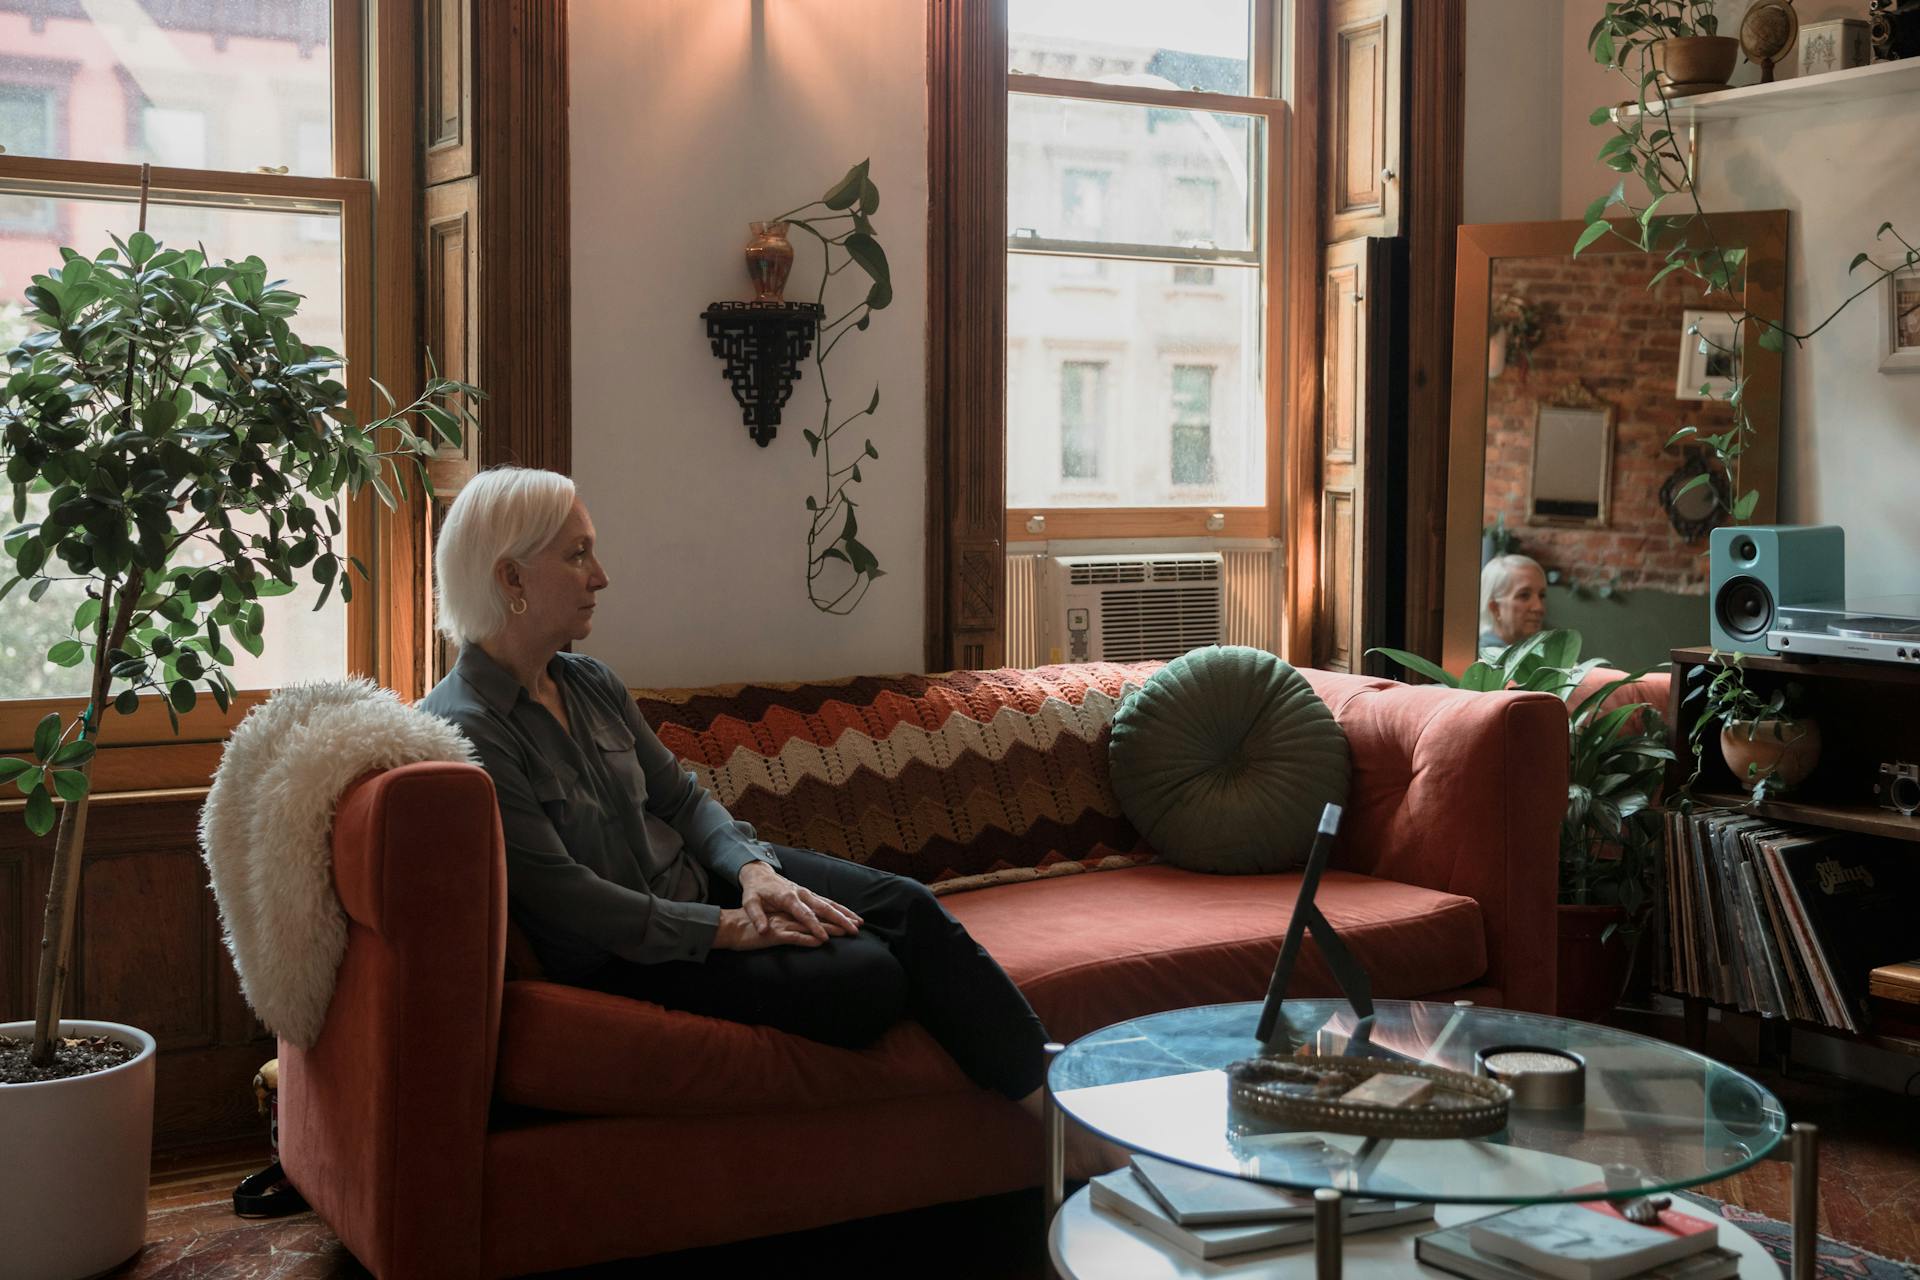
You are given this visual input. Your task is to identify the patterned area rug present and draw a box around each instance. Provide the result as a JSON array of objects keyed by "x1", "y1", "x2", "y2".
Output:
[{"x1": 1678, "y1": 1191, "x2": 1920, "y2": 1279}]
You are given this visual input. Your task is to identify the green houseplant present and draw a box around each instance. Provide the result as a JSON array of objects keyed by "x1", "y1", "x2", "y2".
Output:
[
  {"x1": 767, "y1": 159, "x2": 893, "y2": 616},
  {"x1": 1371, "y1": 631, "x2": 1674, "y2": 1017},
  {"x1": 0, "y1": 231, "x2": 478, "y2": 1276},
  {"x1": 1681, "y1": 651, "x2": 1814, "y2": 803}
]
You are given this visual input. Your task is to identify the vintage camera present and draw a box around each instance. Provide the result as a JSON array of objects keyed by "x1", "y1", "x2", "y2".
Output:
[
  {"x1": 1869, "y1": 0, "x2": 1920, "y2": 60},
  {"x1": 1876, "y1": 762, "x2": 1920, "y2": 816}
]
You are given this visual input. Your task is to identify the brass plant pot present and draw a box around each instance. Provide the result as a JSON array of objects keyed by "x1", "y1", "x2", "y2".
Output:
[
  {"x1": 1651, "y1": 36, "x2": 1741, "y2": 93},
  {"x1": 1721, "y1": 717, "x2": 1821, "y2": 791}
]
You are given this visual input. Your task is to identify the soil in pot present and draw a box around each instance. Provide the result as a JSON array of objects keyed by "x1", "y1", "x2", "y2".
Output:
[
  {"x1": 1721, "y1": 717, "x2": 1821, "y2": 791},
  {"x1": 0, "y1": 1032, "x2": 138, "y2": 1084}
]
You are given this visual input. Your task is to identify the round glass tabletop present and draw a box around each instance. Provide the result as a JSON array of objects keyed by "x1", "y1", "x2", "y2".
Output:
[{"x1": 1047, "y1": 1000, "x2": 1786, "y2": 1205}]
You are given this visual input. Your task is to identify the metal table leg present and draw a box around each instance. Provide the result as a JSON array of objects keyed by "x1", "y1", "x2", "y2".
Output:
[
  {"x1": 1314, "y1": 1187, "x2": 1343, "y2": 1279},
  {"x1": 1042, "y1": 1042, "x2": 1066, "y2": 1225},
  {"x1": 1791, "y1": 1122, "x2": 1818, "y2": 1280}
]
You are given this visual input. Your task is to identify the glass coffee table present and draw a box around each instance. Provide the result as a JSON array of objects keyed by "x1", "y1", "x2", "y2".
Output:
[{"x1": 1043, "y1": 1000, "x2": 1815, "y2": 1279}]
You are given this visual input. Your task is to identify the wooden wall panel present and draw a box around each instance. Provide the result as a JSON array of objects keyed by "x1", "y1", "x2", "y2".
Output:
[
  {"x1": 470, "y1": 0, "x2": 571, "y2": 476},
  {"x1": 1, "y1": 796, "x2": 273, "y2": 1151},
  {"x1": 423, "y1": 0, "x2": 472, "y2": 185},
  {"x1": 1403, "y1": 0, "x2": 1466, "y2": 660},
  {"x1": 1318, "y1": 238, "x2": 1391, "y2": 674},
  {"x1": 424, "y1": 177, "x2": 481, "y2": 497},
  {"x1": 926, "y1": 0, "x2": 1009, "y2": 672},
  {"x1": 1327, "y1": 0, "x2": 1401, "y2": 242}
]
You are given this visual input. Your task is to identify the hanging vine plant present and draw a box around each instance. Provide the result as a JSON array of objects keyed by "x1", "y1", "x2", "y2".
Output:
[{"x1": 768, "y1": 160, "x2": 893, "y2": 615}]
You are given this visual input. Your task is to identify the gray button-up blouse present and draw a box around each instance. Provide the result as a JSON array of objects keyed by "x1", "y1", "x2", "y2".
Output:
[{"x1": 418, "y1": 644, "x2": 778, "y2": 978}]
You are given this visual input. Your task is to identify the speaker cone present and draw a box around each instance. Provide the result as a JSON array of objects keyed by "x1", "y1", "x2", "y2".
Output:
[{"x1": 1716, "y1": 575, "x2": 1774, "y2": 640}]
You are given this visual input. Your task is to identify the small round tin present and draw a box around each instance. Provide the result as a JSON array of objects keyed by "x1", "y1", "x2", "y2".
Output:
[{"x1": 1475, "y1": 1044, "x2": 1586, "y2": 1110}]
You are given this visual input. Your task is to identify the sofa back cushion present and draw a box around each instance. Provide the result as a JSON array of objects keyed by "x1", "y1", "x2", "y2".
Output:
[{"x1": 631, "y1": 664, "x2": 1164, "y2": 890}]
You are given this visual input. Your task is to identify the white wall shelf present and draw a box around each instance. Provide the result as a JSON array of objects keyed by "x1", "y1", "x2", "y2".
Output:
[{"x1": 1621, "y1": 57, "x2": 1920, "y2": 123}]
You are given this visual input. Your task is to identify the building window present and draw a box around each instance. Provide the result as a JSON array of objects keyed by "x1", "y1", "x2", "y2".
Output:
[
  {"x1": 1005, "y1": 1, "x2": 1275, "y2": 515},
  {"x1": 1171, "y1": 365, "x2": 1216, "y2": 485},
  {"x1": 1061, "y1": 360, "x2": 1107, "y2": 480},
  {"x1": 0, "y1": 84, "x2": 60, "y2": 233}
]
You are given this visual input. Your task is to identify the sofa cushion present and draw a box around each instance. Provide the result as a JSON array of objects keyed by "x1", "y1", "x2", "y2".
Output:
[
  {"x1": 493, "y1": 864, "x2": 1487, "y2": 1118},
  {"x1": 944, "y1": 864, "x2": 1488, "y2": 1044},
  {"x1": 631, "y1": 665, "x2": 1165, "y2": 888},
  {"x1": 493, "y1": 980, "x2": 974, "y2": 1118},
  {"x1": 1109, "y1": 646, "x2": 1350, "y2": 874}
]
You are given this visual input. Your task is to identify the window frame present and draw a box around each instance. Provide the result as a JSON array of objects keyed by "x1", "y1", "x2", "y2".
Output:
[
  {"x1": 0, "y1": 3, "x2": 411, "y2": 792},
  {"x1": 1001, "y1": 19, "x2": 1286, "y2": 545}
]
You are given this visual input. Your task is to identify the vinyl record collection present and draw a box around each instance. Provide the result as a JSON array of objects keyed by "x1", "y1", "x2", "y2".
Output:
[{"x1": 1661, "y1": 808, "x2": 1920, "y2": 1032}]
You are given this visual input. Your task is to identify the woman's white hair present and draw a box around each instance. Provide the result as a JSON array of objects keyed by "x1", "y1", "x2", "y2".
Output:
[
  {"x1": 1479, "y1": 553, "x2": 1545, "y2": 639},
  {"x1": 434, "y1": 466, "x2": 577, "y2": 647}
]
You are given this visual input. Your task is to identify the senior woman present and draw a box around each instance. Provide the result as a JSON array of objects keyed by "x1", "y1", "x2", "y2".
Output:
[
  {"x1": 1479, "y1": 552, "x2": 1549, "y2": 653},
  {"x1": 419, "y1": 466, "x2": 1049, "y2": 1109}
]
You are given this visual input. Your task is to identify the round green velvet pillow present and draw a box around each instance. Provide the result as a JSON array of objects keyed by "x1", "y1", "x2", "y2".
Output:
[{"x1": 1108, "y1": 646, "x2": 1350, "y2": 874}]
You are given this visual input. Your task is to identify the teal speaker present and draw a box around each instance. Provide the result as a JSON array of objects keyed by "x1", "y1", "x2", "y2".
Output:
[{"x1": 1708, "y1": 525, "x2": 1846, "y2": 654}]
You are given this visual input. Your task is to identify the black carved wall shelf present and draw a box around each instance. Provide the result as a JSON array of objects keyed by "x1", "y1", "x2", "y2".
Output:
[{"x1": 699, "y1": 300, "x2": 825, "y2": 446}]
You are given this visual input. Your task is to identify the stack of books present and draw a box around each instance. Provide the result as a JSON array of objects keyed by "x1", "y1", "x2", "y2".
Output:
[
  {"x1": 1662, "y1": 807, "x2": 1920, "y2": 1031},
  {"x1": 1088, "y1": 1155, "x2": 1433, "y2": 1261},
  {"x1": 1417, "y1": 1199, "x2": 1738, "y2": 1280}
]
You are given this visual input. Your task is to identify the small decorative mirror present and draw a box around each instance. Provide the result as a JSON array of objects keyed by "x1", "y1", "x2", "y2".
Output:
[
  {"x1": 1527, "y1": 383, "x2": 1613, "y2": 528},
  {"x1": 1659, "y1": 449, "x2": 1723, "y2": 541}
]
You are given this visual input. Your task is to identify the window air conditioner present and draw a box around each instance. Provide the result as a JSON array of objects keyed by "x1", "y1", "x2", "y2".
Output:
[{"x1": 1041, "y1": 553, "x2": 1225, "y2": 663}]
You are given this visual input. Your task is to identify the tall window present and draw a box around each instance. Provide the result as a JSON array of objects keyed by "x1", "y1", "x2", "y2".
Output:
[
  {"x1": 1006, "y1": 0, "x2": 1279, "y2": 523},
  {"x1": 1171, "y1": 364, "x2": 1216, "y2": 485},
  {"x1": 0, "y1": 2, "x2": 378, "y2": 758}
]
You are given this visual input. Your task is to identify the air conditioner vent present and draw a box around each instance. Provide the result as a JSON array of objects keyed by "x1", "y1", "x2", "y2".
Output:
[
  {"x1": 1097, "y1": 586, "x2": 1225, "y2": 661},
  {"x1": 1068, "y1": 561, "x2": 1149, "y2": 585}
]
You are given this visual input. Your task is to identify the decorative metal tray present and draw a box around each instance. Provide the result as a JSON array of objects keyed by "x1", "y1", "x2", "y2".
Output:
[{"x1": 1226, "y1": 1055, "x2": 1513, "y2": 1139}]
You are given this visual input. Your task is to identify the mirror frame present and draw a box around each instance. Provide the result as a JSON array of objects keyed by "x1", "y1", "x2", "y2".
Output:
[{"x1": 1443, "y1": 211, "x2": 1789, "y2": 672}]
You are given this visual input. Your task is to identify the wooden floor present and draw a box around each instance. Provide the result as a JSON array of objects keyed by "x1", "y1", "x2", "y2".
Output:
[{"x1": 113, "y1": 1030, "x2": 1920, "y2": 1280}]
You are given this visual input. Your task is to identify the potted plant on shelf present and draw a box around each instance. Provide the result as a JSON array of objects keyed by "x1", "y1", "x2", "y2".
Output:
[
  {"x1": 1592, "y1": 0, "x2": 1739, "y2": 98},
  {"x1": 0, "y1": 230, "x2": 477, "y2": 1280},
  {"x1": 1369, "y1": 631, "x2": 1674, "y2": 1021},
  {"x1": 1681, "y1": 652, "x2": 1816, "y2": 803}
]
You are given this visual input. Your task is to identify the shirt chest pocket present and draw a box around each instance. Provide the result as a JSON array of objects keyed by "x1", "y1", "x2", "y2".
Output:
[{"x1": 591, "y1": 721, "x2": 646, "y2": 807}]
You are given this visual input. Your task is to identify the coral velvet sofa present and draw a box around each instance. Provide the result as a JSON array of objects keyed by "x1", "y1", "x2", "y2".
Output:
[{"x1": 277, "y1": 662, "x2": 1569, "y2": 1279}]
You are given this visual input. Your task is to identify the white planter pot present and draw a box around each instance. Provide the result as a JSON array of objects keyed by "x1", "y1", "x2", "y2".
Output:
[{"x1": 0, "y1": 1020, "x2": 156, "y2": 1280}]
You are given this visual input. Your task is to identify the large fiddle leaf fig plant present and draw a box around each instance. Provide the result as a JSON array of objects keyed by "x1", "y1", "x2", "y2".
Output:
[
  {"x1": 1, "y1": 232, "x2": 480, "y2": 1070},
  {"x1": 770, "y1": 160, "x2": 892, "y2": 615}
]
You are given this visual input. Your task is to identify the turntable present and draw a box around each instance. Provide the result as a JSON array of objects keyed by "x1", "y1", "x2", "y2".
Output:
[{"x1": 1768, "y1": 596, "x2": 1920, "y2": 664}]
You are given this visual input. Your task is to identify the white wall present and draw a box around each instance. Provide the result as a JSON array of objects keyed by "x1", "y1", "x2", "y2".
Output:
[
  {"x1": 1462, "y1": 0, "x2": 1564, "y2": 224},
  {"x1": 1551, "y1": 1, "x2": 1920, "y2": 597},
  {"x1": 570, "y1": 0, "x2": 928, "y2": 687}
]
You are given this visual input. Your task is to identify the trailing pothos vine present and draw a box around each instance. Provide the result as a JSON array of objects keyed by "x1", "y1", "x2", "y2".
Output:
[
  {"x1": 1581, "y1": 1, "x2": 1918, "y2": 523},
  {"x1": 769, "y1": 160, "x2": 893, "y2": 615}
]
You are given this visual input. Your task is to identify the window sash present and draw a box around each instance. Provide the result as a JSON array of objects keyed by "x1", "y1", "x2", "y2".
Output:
[
  {"x1": 0, "y1": 155, "x2": 376, "y2": 758},
  {"x1": 1003, "y1": 52, "x2": 1285, "y2": 527}
]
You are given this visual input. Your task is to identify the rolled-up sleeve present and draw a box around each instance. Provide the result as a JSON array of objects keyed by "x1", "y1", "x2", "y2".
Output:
[
  {"x1": 466, "y1": 717, "x2": 723, "y2": 968},
  {"x1": 615, "y1": 678, "x2": 780, "y2": 884}
]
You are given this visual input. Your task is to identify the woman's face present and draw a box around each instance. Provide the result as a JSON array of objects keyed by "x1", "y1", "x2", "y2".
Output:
[
  {"x1": 498, "y1": 498, "x2": 608, "y2": 645},
  {"x1": 1491, "y1": 563, "x2": 1548, "y2": 645}
]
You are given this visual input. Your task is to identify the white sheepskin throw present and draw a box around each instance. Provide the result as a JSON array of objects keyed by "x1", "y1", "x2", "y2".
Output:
[{"x1": 198, "y1": 678, "x2": 478, "y2": 1047}]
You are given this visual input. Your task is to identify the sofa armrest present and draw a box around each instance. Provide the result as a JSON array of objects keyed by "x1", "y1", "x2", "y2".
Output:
[
  {"x1": 277, "y1": 761, "x2": 506, "y2": 1280},
  {"x1": 1306, "y1": 673, "x2": 1568, "y2": 1015}
]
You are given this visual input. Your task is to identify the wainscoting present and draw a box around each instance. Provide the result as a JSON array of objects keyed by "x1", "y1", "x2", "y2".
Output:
[{"x1": 2, "y1": 792, "x2": 271, "y2": 1150}]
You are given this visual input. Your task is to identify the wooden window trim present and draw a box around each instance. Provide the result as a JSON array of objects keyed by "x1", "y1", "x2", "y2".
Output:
[
  {"x1": 1005, "y1": 507, "x2": 1268, "y2": 543},
  {"x1": 0, "y1": 6, "x2": 424, "y2": 788}
]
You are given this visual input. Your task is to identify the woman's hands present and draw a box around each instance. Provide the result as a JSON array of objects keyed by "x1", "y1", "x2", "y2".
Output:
[{"x1": 712, "y1": 862, "x2": 864, "y2": 952}]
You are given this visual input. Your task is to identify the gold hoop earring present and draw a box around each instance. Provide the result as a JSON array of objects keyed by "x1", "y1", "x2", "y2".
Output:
[{"x1": 509, "y1": 597, "x2": 528, "y2": 616}]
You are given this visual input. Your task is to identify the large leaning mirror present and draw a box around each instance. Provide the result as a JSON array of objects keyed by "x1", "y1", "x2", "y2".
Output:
[{"x1": 1443, "y1": 211, "x2": 1789, "y2": 674}]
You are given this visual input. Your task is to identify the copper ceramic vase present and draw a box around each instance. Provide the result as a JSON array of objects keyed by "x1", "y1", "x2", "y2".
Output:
[{"x1": 745, "y1": 221, "x2": 795, "y2": 302}]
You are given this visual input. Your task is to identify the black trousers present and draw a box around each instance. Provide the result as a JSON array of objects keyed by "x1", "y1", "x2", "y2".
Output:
[{"x1": 583, "y1": 846, "x2": 1049, "y2": 1099}]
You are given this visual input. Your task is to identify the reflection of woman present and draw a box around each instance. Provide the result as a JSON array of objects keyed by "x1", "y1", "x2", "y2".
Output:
[
  {"x1": 1480, "y1": 554, "x2": 1548, "y2": 652},
  {"x1": 420, "y1": 468, "x2": 1049, "y2": 1111}
]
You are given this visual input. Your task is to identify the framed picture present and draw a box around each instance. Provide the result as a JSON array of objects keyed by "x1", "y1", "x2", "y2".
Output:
[
  {"x1": 1882, "y1": 267, "x2": 1920, "y2": 374},
  {"x1": 1527, "y1": 383, "x2": 1614, "y2": 529},
  {"x1": 1676, "y1": 309, "x2": 1741, "y2": 399}
]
